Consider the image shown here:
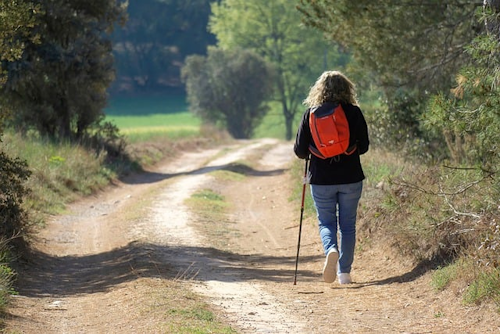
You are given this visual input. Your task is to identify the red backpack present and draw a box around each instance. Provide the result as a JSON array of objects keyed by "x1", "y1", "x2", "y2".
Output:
[{"x1": 308, "y1": 104, "x2": 356, "y2": 159}]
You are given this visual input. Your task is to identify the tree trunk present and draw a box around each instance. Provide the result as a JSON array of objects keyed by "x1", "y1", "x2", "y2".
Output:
[
  {"x1": 57, "y1": 96, "x2": 72, "y2": 140},
  {"x1": 285, "y1": 114, "x2": 294, "y2": 141},
  {"x1": 282, "y1": 100, "x2": 294, "y2": 141}
]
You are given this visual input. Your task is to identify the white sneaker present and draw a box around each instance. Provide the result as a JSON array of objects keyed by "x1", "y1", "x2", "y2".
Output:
[
  {"x1": 322, "y1": 249, "x2": 338, "y2": 283},
  {"x1": 338, "y1": 273, "x2": 352, "y2": 284}
]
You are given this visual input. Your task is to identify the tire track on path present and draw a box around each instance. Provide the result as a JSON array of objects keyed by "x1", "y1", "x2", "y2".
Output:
[{"x1": 144, "y1": 138, "x2": 307, "y2": 333}]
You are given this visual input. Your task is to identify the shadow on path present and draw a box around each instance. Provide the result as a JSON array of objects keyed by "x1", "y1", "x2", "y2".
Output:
[
  {"x1": 15, "y1": 242, "x2": 321, "y2": 298},
  {"x1": 121, "y1": 162, "x2": 288, "y2": 185},
  {"x1": 343, "y1": 259, "x2": 441, "y2": 289}
]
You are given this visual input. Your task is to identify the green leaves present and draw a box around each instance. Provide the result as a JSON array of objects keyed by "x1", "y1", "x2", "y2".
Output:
[
  {"x1": 0, "y1": 151, "x2": 31, "y2": 240},
  {"x1": 299, "y1": 0, "x2": 477, "y2": 90},
  {"x1": 210, "y1": 0, "x2": 341, "y2": 139},
  {"x1": 0, "y1": 1, "x2": 41, "y2": 62},
  {"x1": 1, "y1": 0, "x2": 127, "y2": 141},
  {"x1": 182, "y1": 47, "x2": 275, "y2": 139},
  {"x1": 424, "y1": 29, "x2": 500, "y2": 168},
  {"x1": 0, "y1": 1, "x2": 42, "y2": 89}
]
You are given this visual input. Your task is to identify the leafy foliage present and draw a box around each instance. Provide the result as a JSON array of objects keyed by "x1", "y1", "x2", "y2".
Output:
[
  {"x1": 0, "y1": 0, "x2": 41, "y2": 136},
  {"x1": 0, "y1": 152, "x2": 31, "y2": 248},
  {"x1": 210, "y1": 0, "x2": 344, "y2": 140},
  {"x1": 182, "y1": 47, "x2": 275, "y2": 139},
  {"x1": 1, "y1": 0, "x2": 127, "y2": 142},
  {"x1": 0, "y1": 1, "x2": 41, "y2": 85},
  {"x1": 298, "y1": 0, "x2": 478, "y2": 94},
  {"x1": 424, "y1": 32, "x2": 500, "y2": 170},
  {"x1": 298, "y1": 0, "x2": 481, "y2": 149}
]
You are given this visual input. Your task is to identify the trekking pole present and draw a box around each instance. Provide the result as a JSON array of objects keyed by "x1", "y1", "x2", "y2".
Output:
[{"x1": 294, "y1": 157, "x2": 309, "y2": 285}]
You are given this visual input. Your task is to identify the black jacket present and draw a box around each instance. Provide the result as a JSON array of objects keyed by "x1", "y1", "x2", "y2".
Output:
[{"x1": 293, "y1": 102, "x2": 369, "y2": 185}]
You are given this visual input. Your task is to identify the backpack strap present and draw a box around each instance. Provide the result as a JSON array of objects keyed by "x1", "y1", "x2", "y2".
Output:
[
  {"x1": 308, "y1": 144, "x2": 326, "y2": 159},
  {"x1": 344, "y1": 144, "x2": 357, "y2": 155}
]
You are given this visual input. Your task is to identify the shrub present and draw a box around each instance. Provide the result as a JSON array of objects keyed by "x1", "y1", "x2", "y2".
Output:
[
  {"x1": 0, "y1": 151, "x2": 31, "y2": 249},
  {"x1": 182, "y1": 47, "x2": 275, "y2": 139}
]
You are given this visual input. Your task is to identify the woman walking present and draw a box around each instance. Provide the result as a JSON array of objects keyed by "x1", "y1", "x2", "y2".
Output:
[{"x1": 294, "y1": 71, "x2": 369, "y2": 284}]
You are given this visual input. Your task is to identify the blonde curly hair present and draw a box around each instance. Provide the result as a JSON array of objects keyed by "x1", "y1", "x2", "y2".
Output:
[{"x1": 303, "y1": 71, "x2": 358, "y2": 108}]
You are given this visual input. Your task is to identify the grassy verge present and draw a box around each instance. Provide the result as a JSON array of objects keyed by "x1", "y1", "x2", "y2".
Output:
[
  {"x1": 0, "y1": 239, "x2": 16, "y2": 315},
  {"x1": 2, "y1": 132, "x2": 118, "y2": 225},
  {"x1": 289, "y1": 158, "x2": 315, "y2": 219},
  {"x1": 359, "y1": 148, "x2": 500, "y2": 310}
]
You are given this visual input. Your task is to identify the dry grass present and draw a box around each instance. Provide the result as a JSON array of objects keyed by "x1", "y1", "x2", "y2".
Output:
[{"x1": 353, "y1": 148, "x2": 500, "y2": 309}]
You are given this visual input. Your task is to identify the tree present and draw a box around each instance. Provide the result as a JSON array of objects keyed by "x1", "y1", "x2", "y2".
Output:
[
  {"x1": 424, "y1": 5, "x2": 500, "y2": 168},
  {"x1": 297, "y1": 0, "x2": 483, "y2": 147},
  {"x1": 1, "y1": 0, "x2": 127, "y2": 141},
  {"x1": 298, "y1": 0, "x2": 480, "y2": 93},
  {"x1": 111, "y1": 0, "x2": 216, "y2": 94},
  {"x1": 182, "y1": 47, "x2": 275, "y2": 139},
  {"x1": 209, "y1": 0, "x2": 346, "y2": 140}
]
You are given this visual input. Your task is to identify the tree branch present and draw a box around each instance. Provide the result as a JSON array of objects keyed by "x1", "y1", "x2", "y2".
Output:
[{"x1": 393, "y1": 169, "x2": 495, "y2": 197}]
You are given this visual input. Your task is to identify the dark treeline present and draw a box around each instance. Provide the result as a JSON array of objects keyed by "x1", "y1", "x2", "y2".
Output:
[{"x1": 110, "y1": 0, "x2": 216, "y2": 95}]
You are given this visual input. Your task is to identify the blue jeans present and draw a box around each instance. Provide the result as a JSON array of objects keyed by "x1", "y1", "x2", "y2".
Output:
[{"x1": 310, "y1": 181, "x2": 363, "y2": 274}]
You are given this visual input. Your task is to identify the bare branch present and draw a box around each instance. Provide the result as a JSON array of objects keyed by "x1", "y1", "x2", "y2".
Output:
[{"x1": 439, "y1": 184, "x2": 482, "y2": 219}]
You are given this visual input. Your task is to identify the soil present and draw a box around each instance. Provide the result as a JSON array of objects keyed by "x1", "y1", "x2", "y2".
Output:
[{"x1": 4, "y1": 138, "x2": 500, "y2": 333}]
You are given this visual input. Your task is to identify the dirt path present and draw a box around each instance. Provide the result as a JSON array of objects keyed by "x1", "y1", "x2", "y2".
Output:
[{"x1": 5, "y1": 138, "x2": 500, "y2": 333}]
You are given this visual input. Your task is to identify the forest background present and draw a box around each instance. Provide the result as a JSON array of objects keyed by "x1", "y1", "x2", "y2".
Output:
[{"x1": 0, "y1": 0, "x2": 499, "y2": 320}]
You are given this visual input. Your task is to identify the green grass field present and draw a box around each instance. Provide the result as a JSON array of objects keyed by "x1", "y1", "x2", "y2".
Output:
[
  {"x1": 105, "y1": 95, "x2": 301, "y2": 141},
  {"x1": 105, "y1": 95, "x2": 202, "y2": 142}
]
